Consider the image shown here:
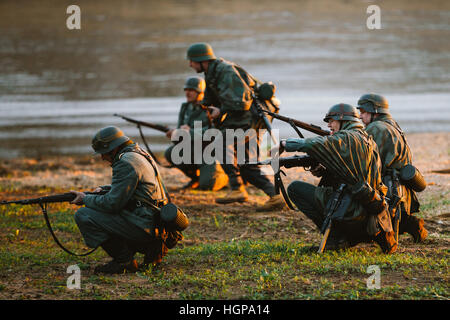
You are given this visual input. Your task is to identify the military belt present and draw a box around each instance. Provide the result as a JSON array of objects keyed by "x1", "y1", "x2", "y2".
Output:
[{"x1": 125, "y1": 197, "x2": 168, "y2": 211}]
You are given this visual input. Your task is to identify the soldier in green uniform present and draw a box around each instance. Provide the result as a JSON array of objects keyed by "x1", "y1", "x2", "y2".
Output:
[
  {"x1": 357, "y1": 93, "x2": 428, "y2": 243},
  {"x1": 186, "y1": 42, "x2": 285, "y2": 210},
  {"x1": 70, "y1": 126, "x2": 183, "y2": 274},
  {"x1": 164, "y1": 76, "x2": 228, "y2": 191},
  {"x1": 283, "y1": 104, "x2": 397, "y2": 253}
]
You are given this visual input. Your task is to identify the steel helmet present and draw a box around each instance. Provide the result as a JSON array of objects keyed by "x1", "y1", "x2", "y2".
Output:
[
  {"x1": 323, "y1": 103, "x2": 360, "y2": 123},
  {"x1": 186, "y1": 43, "x2": 216, "y2": 62},
  {"x1": 183, "y1": 76, "x2": 206, "y2": 93},
  {"x1": 357, "y1": 93, "x2": 389, "y2": 114},
  {"x1": 91, "y1": 126, "x2": 130, "y2": 154}
]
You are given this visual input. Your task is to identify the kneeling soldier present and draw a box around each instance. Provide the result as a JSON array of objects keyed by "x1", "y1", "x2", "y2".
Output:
[
  {"x1": 71, "y1": 126, "x2": 183, "y2": 274},
  {"x1": 357, "y1": 93, "x2": 428, "y2": 243},
  {"x1": 282, "y1": 104, "x2": 397, "y2": 253},
  {"x1": 164, "y1": 76, "x2": 228, "y2": 191}
]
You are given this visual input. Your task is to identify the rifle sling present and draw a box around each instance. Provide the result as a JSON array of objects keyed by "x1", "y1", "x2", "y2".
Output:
[
  {"x1": 39, "y1": 202, "x2": 98, "y2": 256},
  {"x1": 274, "y1": 170, "x2": 296, "y2": 210},
  {"x1": 136, "y1": 124, "x2": 173, "y2": 168}
]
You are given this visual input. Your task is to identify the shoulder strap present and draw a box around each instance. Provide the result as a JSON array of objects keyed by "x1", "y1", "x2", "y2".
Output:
[
  {"x1": 382, "y1": 118, "x2": 412, "y2": 162},
  {"x1": 120, "y1": 147, "x2": 172, "y2": 204}
]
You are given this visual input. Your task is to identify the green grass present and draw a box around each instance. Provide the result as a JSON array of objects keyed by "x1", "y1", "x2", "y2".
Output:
[{"x1": 0, "y1": 194, "x2": 448, "y2": 300}]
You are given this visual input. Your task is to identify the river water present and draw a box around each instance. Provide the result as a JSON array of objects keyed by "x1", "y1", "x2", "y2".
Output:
[{"x1": 0, "y1": 0, "x2": 449, "y2": 158}]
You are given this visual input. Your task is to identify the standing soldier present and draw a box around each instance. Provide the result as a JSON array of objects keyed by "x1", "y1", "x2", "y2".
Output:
[
  {"x1": 357, "y1": 93, "x2": 428, "y2": 243},
  {"x1": 283, "y1": 103, "x2": 397, "y2": 253},
  {"x1": 164, "y1": 76, "x2": 229, "y2": 191},
  {"x1": 186, "y1": 42, "x2": 285, "y2": 210},
  {"x1": 70, "y1": 126, "x2": 183, "y2": 274}
]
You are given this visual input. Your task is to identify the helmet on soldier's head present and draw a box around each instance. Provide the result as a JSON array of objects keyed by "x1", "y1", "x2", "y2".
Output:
[
  {"x1": 91, "y1": 126, "x2": 130, "y2": 154},
  {"x1": 184, "y1": 76, "x2": 206, "y2": 93},
  {"x1": 186, "y1": 43, "x2": 216, "y2": 62},
  {"x1": 357, "y1": 93, "x2": 389, "y2": 114},
  {"x1": 323, "y1": 103, "x2": 360, "y2": 123}
]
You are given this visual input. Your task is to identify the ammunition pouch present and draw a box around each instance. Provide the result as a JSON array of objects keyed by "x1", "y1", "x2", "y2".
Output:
[
  {"x1": 160, "y1": 203, "x2": 189, "y2": 232},
  {"x1": 351, "y1": 181, "x2": 387, "y2": 216},
  {"x1": 399, "y1": 164, "x2": 426, "y2": 192}
]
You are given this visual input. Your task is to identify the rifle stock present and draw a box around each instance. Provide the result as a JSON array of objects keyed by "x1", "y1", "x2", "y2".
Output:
[
  {"x1": 114, "y1": 113, "x2": 171, "y2": 133},
  {"x1": 264, "y1": 110, "x2": 330, "y2": 136}
]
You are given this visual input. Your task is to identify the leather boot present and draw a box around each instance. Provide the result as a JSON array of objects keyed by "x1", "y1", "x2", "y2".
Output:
[
  {"x1": 94, "y1": 237, "x2": 138, "y2": 274},
  {"x1": 94, "y1": 259, "x2": 139, "y2": 274},
  {"x1": 256, "y1": 194, "x2": 287, "y2": 211},
  {"x1": 403, "y1": 216, "x2": 428, "y2": 243},
  {"x1": 374, "y1": 231, "x2": 398, "y2": 254},
  {"x1": 142, "y1": 238, "x2": 169, "y2": 267},
  {"x1": 216, "y1": 186, "x2": 249, "y2": 204}
]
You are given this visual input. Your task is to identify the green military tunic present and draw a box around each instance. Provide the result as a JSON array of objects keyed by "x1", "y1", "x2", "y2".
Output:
[
  {"x1": 164, "y1": 101, "x2": 228, "y2": 191},
  {"x1": 177, "y1": 101, "x2": 212, "y2": 138},
  {"x1": 285, "y1": 121, "x2": 392, "y2": 236},
  {"x1": 364, "y1": 114, "x2": 420, "y2": 216},
  {"x1": 75, "y1": 143, "x2": 164, "y2": 248}
]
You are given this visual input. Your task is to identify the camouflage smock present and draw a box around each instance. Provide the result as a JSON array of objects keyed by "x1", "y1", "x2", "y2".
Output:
[
  {"x1": 365, "y1": 114, "x2": 420, "y2": 215},
  {"x1": 285, "y1": 121, "x2": 392, "y2": 234},
  {"x1": 202, "y1": 58, "x2": 257, "y2": 129}
]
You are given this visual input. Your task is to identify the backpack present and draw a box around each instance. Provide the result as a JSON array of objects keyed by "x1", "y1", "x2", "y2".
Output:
[{"x1": 233, "y1": 63, "x2": 280, "y2": 130}]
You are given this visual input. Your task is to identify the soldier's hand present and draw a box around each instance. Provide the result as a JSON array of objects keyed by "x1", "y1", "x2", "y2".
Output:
[
  {"x1": 70, "y1": 191, "x2": 86, "y2": 205},
  {"x1": 93, "y1": 187, "x2": 103, "y2": 193},
  {"x1": 179, "y1": 124, "x2": 190, "y2": 131},
  {"x1": 208, "y1": 106, "x2": 221, "y2": 119},
  {"x1": 165, "y1": 129, "x2": 174, "y2": 139}
]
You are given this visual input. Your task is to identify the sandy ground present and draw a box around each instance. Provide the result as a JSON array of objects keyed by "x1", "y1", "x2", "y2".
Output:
[{"x1": 1, "y1": 132, "x2": 448, "y2": 206}]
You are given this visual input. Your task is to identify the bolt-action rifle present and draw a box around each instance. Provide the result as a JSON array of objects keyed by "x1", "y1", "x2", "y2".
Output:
[
  {"x1": 1, "y1": 190, "x2": 107, "y2": 256},
  {"x1": 114, "y1": 113, "x2": 171, "y2": 166},
  {"x1": 253, "y1": 154, "x2": 319, "y2": 210},
  {"x1": 263, "y1": 110, "x2": 330, "y2": 137}
]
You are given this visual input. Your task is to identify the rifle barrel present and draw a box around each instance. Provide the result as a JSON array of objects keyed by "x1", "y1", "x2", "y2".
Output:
[
  {"x1": 114, "y1": 114, "x2": 170, "y2": 133},
  {"x1": 252, "y1": 155, "x2": 317, "y2": 168},
  {"x1": 0, "y1": 191, "x2": 107, "y2": 205},
  {"x1": 264, "y1": 111, "x2": 330, "y2": 136}
]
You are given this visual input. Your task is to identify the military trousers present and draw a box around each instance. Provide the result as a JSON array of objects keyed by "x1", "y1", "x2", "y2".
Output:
[
  {"x1": 220, "y1": 128, "x2": 275, "y2": 196},
  {"x1": 287, "y1": 180, "x2": 324, "y2": 229},
  {"x1": 165, "y1": 143, "x2": 228, "y2": 191},
  {"x1": 74, "y1": 207, "x2": 154, "y2": 260},
  {"x1": 287, "y1": 180, "x2": 372, "y2": 244}
]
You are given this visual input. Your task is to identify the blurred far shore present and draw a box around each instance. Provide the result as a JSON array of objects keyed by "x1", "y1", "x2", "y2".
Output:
[{"x1": 0, "y1": 0, "x2": 449, "y2": 158}]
